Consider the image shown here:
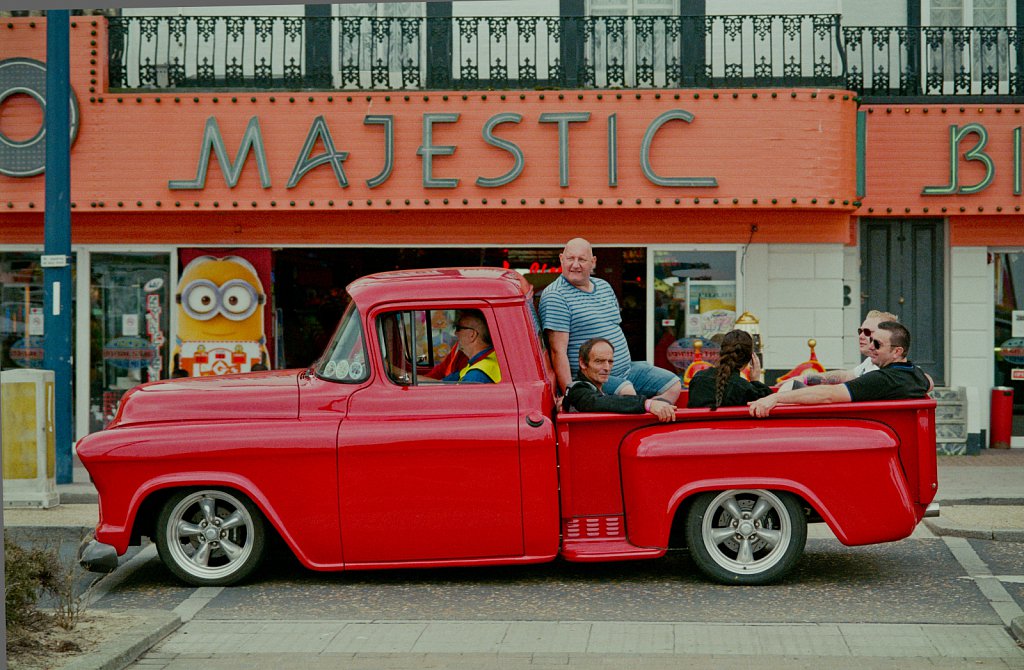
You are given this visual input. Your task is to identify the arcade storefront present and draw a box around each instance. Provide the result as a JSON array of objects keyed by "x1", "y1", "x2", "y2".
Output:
[
  {"x1": 2, "y1": 18, "x2": 860, "y2": 450},
  {"x1": 12, "y1": 17, "x2": 1024, "y2": 451}
]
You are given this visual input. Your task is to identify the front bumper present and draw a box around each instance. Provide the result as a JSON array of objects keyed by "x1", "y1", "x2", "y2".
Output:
[{"x1": 78, "y1": 533, "x2": 120, "y2": 573}]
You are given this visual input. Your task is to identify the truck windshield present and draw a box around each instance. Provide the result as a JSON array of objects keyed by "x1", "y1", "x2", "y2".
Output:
[{"x1": 315, "y1": 301, "x2": 369, "y2": 383}]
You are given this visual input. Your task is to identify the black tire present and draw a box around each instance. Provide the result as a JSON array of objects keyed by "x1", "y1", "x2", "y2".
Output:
[
  {"x1": 685, "y1": 489, "x2": 807, "y2": 585},
  {"x1": 155, "y1": 488, "x2": 266, "y2": 587}
]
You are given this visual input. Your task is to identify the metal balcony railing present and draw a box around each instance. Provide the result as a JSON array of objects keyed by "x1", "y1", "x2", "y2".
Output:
[
  {"x1": 105, "y1": 14, "x2": 1024, "y2": 99},
  {"x1": 107, "y1": 14, "x2": 843, "y2": 92},
  {"x1": 843, "y1": 25, "x2": 1024, "y2": 97}
]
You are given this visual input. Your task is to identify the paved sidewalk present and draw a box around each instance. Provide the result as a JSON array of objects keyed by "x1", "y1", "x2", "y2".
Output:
[
  {"x1": 136, "y1": 619, "x2": 1024, "y2": 666},
  {"x1": 3, "y1": 448, "x2": 1023, "y2": 670}
]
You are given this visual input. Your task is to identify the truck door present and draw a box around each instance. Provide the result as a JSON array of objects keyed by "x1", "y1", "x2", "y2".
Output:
[{"x1": 338, "y1": 305, "x2": 524, "y2": 564}]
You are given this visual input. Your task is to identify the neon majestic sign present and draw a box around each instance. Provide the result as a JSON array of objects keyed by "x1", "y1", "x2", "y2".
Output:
[{"x1": 168, "y1": 110, "x2": 719, "y2": 191}]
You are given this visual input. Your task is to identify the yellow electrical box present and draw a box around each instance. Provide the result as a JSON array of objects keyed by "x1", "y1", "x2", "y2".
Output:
[{"x1": 1, "y1": 369, "x2": 58, "y2": 507}]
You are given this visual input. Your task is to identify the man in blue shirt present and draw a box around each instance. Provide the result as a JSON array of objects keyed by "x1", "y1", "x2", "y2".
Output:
[{"x1": 540, "y1": 237, "x2": 681, "y2": 402}]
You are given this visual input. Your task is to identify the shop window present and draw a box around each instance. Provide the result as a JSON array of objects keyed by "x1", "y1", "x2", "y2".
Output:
[
  {"x1": 651, "y1": 250, "x2": 738, "y2": 380},
  {"x1": 377, "y1": 307, "x2": 501, "y2": 385},
  {"x1": 89, "y1": 253, "x2": 169, "y2": 432},
  {"x1": 0, "y1": 253, "x2": 51, "y2": 371},
  {"x1": 993, "y1": 251, "x2": 1024, "y2": 436}
]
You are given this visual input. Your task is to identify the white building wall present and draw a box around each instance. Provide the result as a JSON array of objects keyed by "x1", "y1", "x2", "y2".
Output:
[
  {"x1": 748, "y1": 244, "x2": 846, "y2": 374},
  {"x1": 840, "y1": 1, "x2": 906, "y2": 26},
  {"x1": 708, "y1": 1, "x2": 840, "y2": 15},
  {"x1": 949, "y1": 247, "x2": 994, "y2": 440},
  {"x1": 122, "y1": 6, "x2": 305, "y2": 17},
  {"x1": 842, "y1": 244, "x2": 862, "y2": 368},
  {"x1": 453, "y1": 1, "x2": 557, "y2": 16}
]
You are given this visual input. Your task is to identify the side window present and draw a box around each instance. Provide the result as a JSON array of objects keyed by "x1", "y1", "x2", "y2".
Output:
[{"x1": 377, "y1": 307, "x2": 500, "y2": 385}]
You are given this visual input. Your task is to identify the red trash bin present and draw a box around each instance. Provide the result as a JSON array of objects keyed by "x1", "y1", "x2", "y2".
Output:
[{"x1": 990, "y1": 386, "x2": 1013, "y2": 449}]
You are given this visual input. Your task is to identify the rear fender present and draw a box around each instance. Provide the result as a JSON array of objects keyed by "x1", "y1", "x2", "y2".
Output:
[{"x1": 620, "y1": 418, "x2": 918, "y2": 548}]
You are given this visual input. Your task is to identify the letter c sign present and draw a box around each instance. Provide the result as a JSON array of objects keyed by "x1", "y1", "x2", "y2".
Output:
[{"x1": 0, "y1": 58, "x2": 80, "y2": 177}]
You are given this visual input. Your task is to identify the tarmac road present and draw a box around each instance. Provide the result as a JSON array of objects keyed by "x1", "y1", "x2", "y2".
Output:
[
  {"x1": 5, "y1": 450, "x2": 1023, "y2": 668},
  {"x1": 95, "y1": 535, "x2": 1014, "y2": 624},
  {"x1": 84, "y1": 527, "x2": 1023, "y2": 669}
]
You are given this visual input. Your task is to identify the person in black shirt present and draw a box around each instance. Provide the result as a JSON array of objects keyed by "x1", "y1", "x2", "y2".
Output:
[
  {"x1": 562, "y1": 338, "x2": 677, "y2": 422},
  {"x1": 687, "y1": 329, "x2": 772, "y2": 409},
  {"x1": 748, "y1": 321, "x2": 930, "y2": 418}
]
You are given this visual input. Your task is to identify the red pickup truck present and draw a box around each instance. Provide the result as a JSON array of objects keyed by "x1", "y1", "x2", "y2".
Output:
[{"x1": 77, "y1": 267, "x2": 939, "y2": 587}]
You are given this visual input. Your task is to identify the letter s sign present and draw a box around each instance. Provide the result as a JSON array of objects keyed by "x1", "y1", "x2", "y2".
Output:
[{"x1": 0, "y1": 58, "x2": 81, "y2": 177}]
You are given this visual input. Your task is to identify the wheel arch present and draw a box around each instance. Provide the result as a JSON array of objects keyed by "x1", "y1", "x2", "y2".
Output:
[
  {"x1": 126, "y1": 475, "x2": 294, "y2": 560},
  {"x1": 666, "y1": 482, "x2": 822, "y2": 549}
]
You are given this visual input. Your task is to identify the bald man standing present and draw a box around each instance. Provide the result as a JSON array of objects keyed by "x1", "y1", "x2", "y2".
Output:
[{"x1": 539, "y1": 237, "x2": 681, "y2": 402}]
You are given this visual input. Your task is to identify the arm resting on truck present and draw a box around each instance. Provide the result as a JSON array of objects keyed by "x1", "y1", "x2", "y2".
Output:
[
  {"x1": 564, "y1": 380, "x2": 676, "y2": 422},
  {"x1": 748, "y1": 384, "x2": 851, "y2": 418}
]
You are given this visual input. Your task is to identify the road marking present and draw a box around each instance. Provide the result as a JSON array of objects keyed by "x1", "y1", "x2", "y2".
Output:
[
  {"x1": 943, "y1": 536, "x2": 1024, "y2": 627},
  {"x1": 82, "y1": 542, "x2": 158, "y2": 608},
  {"x1": 960, "y1": 575, "x2": 1024, "y2": 584},
  {"x1": 173, "y1": 586, "x2": 224, "y2": 622}
]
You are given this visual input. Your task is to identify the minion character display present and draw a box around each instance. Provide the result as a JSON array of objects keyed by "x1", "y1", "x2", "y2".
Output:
[{"x1": 172, "y1": 255, "x2": 269, "y2": 377}]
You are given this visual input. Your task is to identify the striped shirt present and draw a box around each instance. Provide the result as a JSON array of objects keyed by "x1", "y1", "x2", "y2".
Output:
[{"x1": 539, "y1": 275, "x2": 631, "y2": 378}]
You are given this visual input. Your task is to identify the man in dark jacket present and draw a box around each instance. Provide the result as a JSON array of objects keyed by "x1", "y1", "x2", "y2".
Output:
[
  {"x1": 748, "y1": 321, "x2": 930, "y2": 418},
  {"x1": 562, "y1": 338, "x2": 676, "y2": 422}
]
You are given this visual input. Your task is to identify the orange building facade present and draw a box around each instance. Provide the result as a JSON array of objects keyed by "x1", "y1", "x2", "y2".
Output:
[{"x1": 0, "y1": 16, "x2": 1018, "y2": 452}]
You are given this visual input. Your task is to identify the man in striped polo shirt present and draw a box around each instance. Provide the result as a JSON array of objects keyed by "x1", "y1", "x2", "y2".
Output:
[{"x1": 540, "y1": 238, "x2": 682, "y2": 402}]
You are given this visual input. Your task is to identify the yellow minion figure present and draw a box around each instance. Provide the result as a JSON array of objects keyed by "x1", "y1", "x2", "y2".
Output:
[{"x1": 172, "y1": 255, "x2": 269, "y2": 377}]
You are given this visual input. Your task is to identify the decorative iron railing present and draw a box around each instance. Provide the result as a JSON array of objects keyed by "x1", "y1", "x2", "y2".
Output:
[
  {"x1": 106, "y1": 15, "x2": 1024, "y2": 98},
  {"x1": 843, "y1": 25, "x2": 1024, "y2": 97},
  {"x1": 107, "y1": 14, "x2": 843, "y2": 92}
]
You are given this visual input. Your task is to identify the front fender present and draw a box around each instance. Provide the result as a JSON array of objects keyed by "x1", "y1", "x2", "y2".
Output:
[
  {"x1": 82, "y1": 419, "x2": 343, "y2": 569},
  {"x1": 97, "y1": 472, "x2": 270, "y2": 549},
  {"x1": 620, "y1": 418, "x2": 918, "y2": 548}
]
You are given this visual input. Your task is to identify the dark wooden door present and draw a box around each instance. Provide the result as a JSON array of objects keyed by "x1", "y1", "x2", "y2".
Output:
[{"x1": 860, "y1": 219, "x2": 945, "y2": 384}]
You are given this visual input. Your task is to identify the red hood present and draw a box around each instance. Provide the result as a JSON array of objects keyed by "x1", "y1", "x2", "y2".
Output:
[{"x1": 110, "y1": 370, "x2": 300, "y2": 427}]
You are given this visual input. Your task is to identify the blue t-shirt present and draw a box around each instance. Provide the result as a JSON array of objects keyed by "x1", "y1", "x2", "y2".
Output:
[{"x1": 538, "y1": 275, "x2": 630, "y2": 378}]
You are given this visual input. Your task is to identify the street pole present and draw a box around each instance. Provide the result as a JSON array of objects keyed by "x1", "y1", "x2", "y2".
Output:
[{"x1": 43, "y1": 10, "x2": 73, "y2": 485}]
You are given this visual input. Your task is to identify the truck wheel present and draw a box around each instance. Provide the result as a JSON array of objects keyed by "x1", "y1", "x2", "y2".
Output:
[
  {"x1": 155, "y1": 489, "x2": 266, "y2": 587},
  {"x1": 685, "y1": 489, "x2": 806, "y2": 585}
]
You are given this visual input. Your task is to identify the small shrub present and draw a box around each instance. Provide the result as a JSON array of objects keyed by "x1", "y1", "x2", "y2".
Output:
[{"x1": 5, "y1": 536, "x2": 60, "y2": 644}]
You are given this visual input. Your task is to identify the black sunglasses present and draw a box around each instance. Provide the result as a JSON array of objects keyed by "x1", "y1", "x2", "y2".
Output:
[
  {"x1": 858, "y1": 327, "x2": 873, "y2": 337},
  {"x1": 871, "y1": 337, "x2": 901, "y2": 351},
  {"x1": 454, "y1": 325, "x2": 476, "y2": 333}
]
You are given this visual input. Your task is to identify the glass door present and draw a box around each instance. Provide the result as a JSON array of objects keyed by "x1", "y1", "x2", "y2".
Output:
[{"x1": 89, "y1": 253, "x2": 170, "y2": 432}]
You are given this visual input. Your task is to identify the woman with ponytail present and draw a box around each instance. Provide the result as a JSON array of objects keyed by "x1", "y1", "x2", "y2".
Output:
[{"x1": 687, "y1": 329, "x2": 773, "y2": 409}]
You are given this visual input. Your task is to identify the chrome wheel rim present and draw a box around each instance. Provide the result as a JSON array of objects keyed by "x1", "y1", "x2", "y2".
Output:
[
  {"x1": 165, "y1": 490, "x2": 255, "y2": 581},
  {"x1": 700, "y1": 489, "x2": 792, "y2": 576}
]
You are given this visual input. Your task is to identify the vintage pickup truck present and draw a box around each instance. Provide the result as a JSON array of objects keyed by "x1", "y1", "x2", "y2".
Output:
[{"x1": 78, "y1": 267, "x2": 939, "y2": 587}]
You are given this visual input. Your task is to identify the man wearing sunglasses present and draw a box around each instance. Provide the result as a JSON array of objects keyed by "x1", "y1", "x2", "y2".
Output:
[
  {"x1": 441, "y1": 309, "x2": 501, "y2": 384},
  {"x1": 749, "y1": 321, "x2": 930, "y2": 418},
  {"x1": 785, "y1": 309, "x2": 898, "y2": 387}
]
